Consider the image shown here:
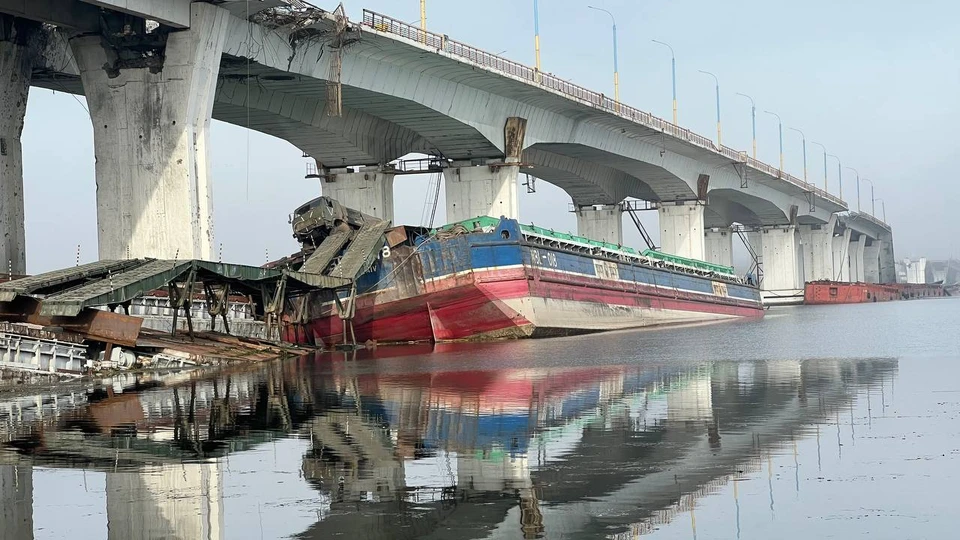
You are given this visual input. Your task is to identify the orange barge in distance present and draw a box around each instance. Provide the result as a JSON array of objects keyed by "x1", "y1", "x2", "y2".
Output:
[{"x1": 804, "y1": 281, "x2": 950, "y2": 305}]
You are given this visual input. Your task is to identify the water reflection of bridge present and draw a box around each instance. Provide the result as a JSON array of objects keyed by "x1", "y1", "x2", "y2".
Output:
[{"x1": 0, "y1": 348, "x2": 896, "y2": 540}]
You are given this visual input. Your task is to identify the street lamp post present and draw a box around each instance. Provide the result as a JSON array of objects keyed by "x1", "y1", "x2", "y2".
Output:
[
  {"x1": 830, "y1": 156, "x2": 843, "y2": 200},
  {"x1": 874, "y1": 198, "x2": 887, "y2": 222},
  {"x1": 736, "y1": 93, "x2": 757, "y2": 159},
  {"x1": 420, "y1": 0, "x2": 426, "y2": 42},
  {"x1": 652, "y1": 40, "x2": 677, "y2": 124},
  {"x1": 764, "y1": 111, "x2": 784, "y2": 172},
  {"x1": 788, "y1": 127, "x2": 807, "y2": 183},
  {"x1": 588, "y1": 6, "x2": 619, "y2": 109},
  {"x1": 811, "y1": 142, "x2": 828, "y2": 192},
  {"x1": 699, "y1": 70, "x2": 721, "y2": 146},
  {"x1": 862, "y1": 177, "x2": 876, "y2": 217},
  {"x1": 534, "y1": 0, "x2": 542, "y2": 75},
  {"x1": 845, "y1": 167, "x2": 860, "y2": 212}
]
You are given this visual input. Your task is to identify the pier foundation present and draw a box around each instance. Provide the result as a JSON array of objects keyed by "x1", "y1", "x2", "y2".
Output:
[
  {"x1": 799, "y1": 216, "x2": 837, "y2": 282},
  {"x1": 320, "y1": 167, "x2": 395, "y2": 221},
  {"x1": 69, "y1": 3, "x2": 229, "y2": 260},
  {"x1": 879, "y1": 237, "x2": 897, "y2": 284},
  {"x1": 0, "y1": 18, "x2": 36, "y2": 275},
  {"x1": 443, "y1": 161, "x2": 519, "y2": 223},
  {"x1": 704, "y1": 228, "x2": 733, "y2": 267},
  {"x1": 575, "y1": 205, "x2": 622, "y2": 244},
  {"x1": 758, "y1": 225, "x2": 802, "y2": 300},
  {"x1": 658, "y1": 201, "x2": 704, "y2": 260},
  {"x1": 849, "y1": 236, "x2": 866, "y2": 282},
  {"x1": 831, "y1": 228, "x2": 852, "y2": 282},
  {"x1": 863, "y1": 241, "x2": 881, "y2": 283}
]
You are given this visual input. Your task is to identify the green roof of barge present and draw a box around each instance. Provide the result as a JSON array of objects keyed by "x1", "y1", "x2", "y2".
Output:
[{"x1": 430, "y1": 216, "x2": 736, "y2": 276}]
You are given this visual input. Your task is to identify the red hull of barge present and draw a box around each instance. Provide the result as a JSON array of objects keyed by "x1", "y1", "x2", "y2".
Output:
[
  {"x1": 286, "y1": 269, "x2": 764, "y2": 347},
  {"x1": 804, "y1": 281, "x2": 948, "y2": 305}
]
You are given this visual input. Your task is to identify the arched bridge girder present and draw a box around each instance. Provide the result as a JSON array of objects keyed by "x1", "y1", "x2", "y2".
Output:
[{"x1": 707, "y1": 188, "x2": 792, "y2": 227}]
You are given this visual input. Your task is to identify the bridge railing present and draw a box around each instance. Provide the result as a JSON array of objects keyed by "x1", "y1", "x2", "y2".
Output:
[{"x1": 360, "y1": 9, "x2": 847, "y2": 210}]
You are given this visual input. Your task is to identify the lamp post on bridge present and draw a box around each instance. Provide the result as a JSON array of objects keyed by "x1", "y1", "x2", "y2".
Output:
[
  {"x1": 846, "y1": 167, "x2": 860, "y2": 212},
  {"x1": 652, "y1": 40, "x2": 677, "y2": 125},
  {"x1": 862, "y1": 177, "x2": 876, "y2": 217},
  {"x1": 810, "y1": 142, "x2": 828, "y2": 192},
  {"x1": 736, "y1": 93, "x2": 757, "y2": 159},
  {"x1": 588, "y1": 6, "x2": 619, "y2": 110},
  {"x1": 874, "y1": 198, "x2": 887, "y2": 222},
  {"x1": 764, "y1": 110, "x2": 784, "y2": 172},
  {"x1": 830, "y1": 156, "x2": 843, "y2": 200},
  {"x1": 420, "y1": 0, "x2": 426, "y2": 40},
  {"x1": 533, "y1": 0, "x2": 542, "y2": 75},
  {"x1": 699, "y1": 70, "x2": 721, "y2": 147},
  {"x1": 787, "y1": 127, "x2": 807, "y2": 184}
]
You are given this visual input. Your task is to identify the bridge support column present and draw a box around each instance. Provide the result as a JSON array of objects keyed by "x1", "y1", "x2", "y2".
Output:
[
  {"x1": 831, "y1": 228, "x2": 852, "y2": 282},
  {"x1": 0, "y1": 20, "x2": 36, "y2": 275},
  {"x1": 658, "y1": 201, "x2": 704, "y2": 260},
  {"x1": 863, "y1": 242, "x2": 881, "y2": 283},
  {"x1": 799, "y1": 216, "x2": 837, "y2": 282},
  {"x1": 575, "y1": 205, "x2": 622, "y2": 244},
  {"x1": 849, "y1": 236, "x2": 866, "y2": 282},
  {"x1": 69, "y1": 3, "x2": 229, "y2": 260},
  {"x1": 443, "y1": 161, "x2": 519, "y2": 223},
  {"x1": 704, "y1": 228, "x2": 733, "y2": 267},
  {"x1": 1, "y1": 465, "x2": 32, "y2": 540},
  {"x1": 320, "y1": 167, "x2": 395, "y2": 221},
  {"x1": 759, "y1": 225, "x2": 802, "y2": 301},
  {"x1": 879, "y1": 238, "x2": 897, "y2": 283}
]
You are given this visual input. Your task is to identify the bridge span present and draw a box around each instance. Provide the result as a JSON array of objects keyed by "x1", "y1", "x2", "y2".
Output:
[{"x1": 0, "y1": 0, "x2": 895, "y2": 300}]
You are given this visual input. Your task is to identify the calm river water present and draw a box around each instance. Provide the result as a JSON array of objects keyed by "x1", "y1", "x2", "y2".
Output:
[{"x1": 2, "y1": 298, "x2": 959, "y2": 539}]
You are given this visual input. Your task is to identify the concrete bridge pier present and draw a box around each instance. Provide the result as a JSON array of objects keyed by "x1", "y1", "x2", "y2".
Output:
[
  {"x1": 799, "y1": 216, "x2": 837, "y2": 282},
  {"x1": 320, "y1": 167, "x2": 395, "y2": 222},
  {"x1": 756, "y1": 225, "x2": 802, "y2": 300},
  {"x1": 69, "y1": 3, "x2": 229, "y2": 260},
  {"x1": 863, "y1": 241, "x2": 881, "y2": 283},
  {"x1": 0, "y1": 17, "x2": 37, "y2": 276},
  {"x1": 658, "y1": 201, "x2": 705, "y2": 260},
  {"x1": 443, "y1": 160, "x2": 520, "y2": 223},
  {"x1": 0, "y1": 464, "x2": 32, "y2": 540},
  {"x1": 879, "y1": 238, "x2": 897, "y2": 283},
  {"x1": 704, "y1": 228, "x2": 734, "y2": 267},
  {"x1": 831, "y1": 228, "x2": 852, "y2": 282},
  {"x1": 849, "y1": 236, "x2": 866, "y2": 282},
  {"x1": 575, "y1": 204, "x2": 623, "y2": 244}
]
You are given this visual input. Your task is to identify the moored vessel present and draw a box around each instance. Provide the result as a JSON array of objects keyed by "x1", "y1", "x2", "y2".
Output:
[
  {"x1": 276, "y1": 197, "x2": 763, "y2": 346},
  {"x1": 804, "y1": 280, "x2": 949, "y2": 305}
]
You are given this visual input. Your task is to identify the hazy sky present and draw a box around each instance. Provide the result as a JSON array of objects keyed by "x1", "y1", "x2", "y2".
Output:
[{"x1": 21, "y1": 0, "x2": 960, "y2": 273}]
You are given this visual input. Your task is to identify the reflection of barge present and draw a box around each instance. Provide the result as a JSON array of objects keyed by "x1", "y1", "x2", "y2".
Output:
[
  {"x1": 279, "y1": 198, "x2": 764, "y2": 346},
  {"x1": 804, "y1": 280, "x2": 950, "y2": 304}
]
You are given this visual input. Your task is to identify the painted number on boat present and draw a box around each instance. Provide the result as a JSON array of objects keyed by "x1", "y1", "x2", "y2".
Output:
[
  {"x1": 711, "y1": 281, "x2": 729, "y2": 297},
  {"x1": 529, "y1": 249, "x2": 558, "y2": 268},
  {"x1": 594, "y1": 260, "x2": 620, "y2": 281}
]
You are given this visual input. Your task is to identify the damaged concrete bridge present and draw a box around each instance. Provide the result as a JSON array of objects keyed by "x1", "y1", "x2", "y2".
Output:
[{"x1": 0, "y1": 0, "x2": 895, "y2": 304}]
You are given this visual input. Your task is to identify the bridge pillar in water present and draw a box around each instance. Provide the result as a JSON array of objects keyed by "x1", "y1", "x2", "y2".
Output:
[
  {"x1": 863, "y1": 241, "x2": 881, "y2": 283},
  {"x1": 443, "y1": 117, "x2": 525, "y2": 224},
  {"x1": 0, "y1": 464, "x2": 32, "y2": 540},
  {"x1": 831, "y1": 228, "x2": 852, "y2": 282},
  {"x1": 658, "y1": 201, "x2": 704, "y2": 260},
  {"x1": 758, "y1": 225, "x2": 802, "y2": 294},
  {"x1": 879, "y1": 238, "x2": 897, "y2": 283},
  {"x1": 69, "y1": 3, "x2": 230, "y2": 260},
  {"x1": 799, "y1": 215, "x2": 837, "y2": 282},
  {"x1": 320, "y1": 167, "x2": 395, "y2": 222},
  {"x1": 704, "y1": 228, "x2": 733, "y2": 267},
  {"x1": 575, "y1": 205, "x2": 622, "y2": 244},
  {"x1": 849, "y1": 236, "x2": 866, "y2": 282},
  {"x1": 0, "y1": 18, "x2": 37, "y2": 275}
]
